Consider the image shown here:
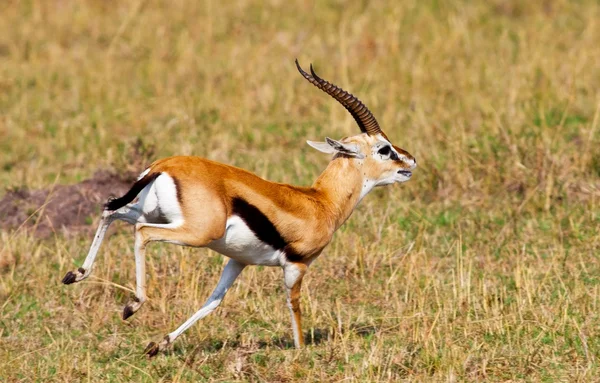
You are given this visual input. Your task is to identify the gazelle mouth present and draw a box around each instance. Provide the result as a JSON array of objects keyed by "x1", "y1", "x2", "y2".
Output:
[{"x1": 397, "y1": 170, "x2": 412, "y2": 178}]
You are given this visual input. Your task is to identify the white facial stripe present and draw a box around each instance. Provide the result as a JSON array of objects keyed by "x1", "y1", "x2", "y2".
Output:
[
  {"x1": 372, "y1": 143, "x2": 395, "y2": 161},
  {"x1": 375, "y1": 134, "x2": 390, "y2": 144},
  {"x1": 372, "y1": 140, "x2": 412, "y2": 165}
]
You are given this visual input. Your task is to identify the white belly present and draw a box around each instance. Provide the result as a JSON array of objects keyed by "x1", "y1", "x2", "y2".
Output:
[{"x1": 207, "y1": 216, "x2": 285, "y2": 266}]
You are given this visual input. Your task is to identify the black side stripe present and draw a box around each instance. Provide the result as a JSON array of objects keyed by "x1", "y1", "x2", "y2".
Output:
[
  {"x1": 231, "y1": 197, "x2": 302, "y2": 262},
  {"x1": 104, "y1": 172, "x2": 160, "y2": 211}
]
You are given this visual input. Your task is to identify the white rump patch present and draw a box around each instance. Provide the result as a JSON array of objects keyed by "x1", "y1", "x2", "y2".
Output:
[{"x1": 140, "y1": 173, "x2": 184, "y2": 227}]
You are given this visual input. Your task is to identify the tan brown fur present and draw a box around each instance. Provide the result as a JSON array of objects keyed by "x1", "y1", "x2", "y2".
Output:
[
  {"x1": 149, "y1": 156, "x2": 331, "y2": 257},
  {"x1": 145, "y1": 132, "x2": 414, "y2": 262}
]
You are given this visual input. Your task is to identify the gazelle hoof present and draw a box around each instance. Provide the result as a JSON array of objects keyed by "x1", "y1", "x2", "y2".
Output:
[
  {"x1": 62, "y1": 267, "x2": 87, "y2": 285},
  {"x1": 122, "y1": 297, "x2": 144, "y2": 320},
  {"x1": 144, "y1": 342, "x2": 159, "y2": 357},
  {"x1": 62, "y1": 271, "x2": 77, "y2": 284},
  {"x1": 144, "y1": 335, "x2": 171, "y2": 358},
  {"x1": 122, "y1": 305, "x2": 135, "y2": 320}
]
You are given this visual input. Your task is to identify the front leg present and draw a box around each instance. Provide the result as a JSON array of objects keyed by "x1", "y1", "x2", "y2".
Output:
[{"x1": 283, "y1": 262, "x2": 308, "y2": 348}]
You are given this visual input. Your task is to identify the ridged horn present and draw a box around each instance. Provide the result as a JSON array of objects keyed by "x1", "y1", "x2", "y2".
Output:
[{"x1": 295, "y1": 59, "x2": 385, "y2": 138}]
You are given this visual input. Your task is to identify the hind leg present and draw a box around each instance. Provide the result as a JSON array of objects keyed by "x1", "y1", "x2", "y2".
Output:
[
  {"x1": 62, "y1": 203, "x2": 142, "y2": 285},
  {"x1": 122, "y1": 221, "x2": 221, "y2": 320},
  {"x1": 122, "y1": 226, "x2": 150, "y2": 319}
]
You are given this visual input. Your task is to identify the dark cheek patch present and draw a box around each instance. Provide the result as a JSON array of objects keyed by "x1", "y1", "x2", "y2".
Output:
[{"x1": 232, "y1": 198, "x2": 302, "y2": 262}]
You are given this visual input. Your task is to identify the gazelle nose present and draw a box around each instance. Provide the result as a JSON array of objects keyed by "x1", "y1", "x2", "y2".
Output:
[{"x1": 409, "y1": 158, "x2": 417, "y2": 170}]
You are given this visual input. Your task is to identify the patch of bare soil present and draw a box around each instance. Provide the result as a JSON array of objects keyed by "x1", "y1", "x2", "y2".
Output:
[
  {"x1": 1, "y1": 139, "x2": 155, "y2": 239},
  {"x1": 0, "y1": 170, "x2": 137, "y2": 238}
]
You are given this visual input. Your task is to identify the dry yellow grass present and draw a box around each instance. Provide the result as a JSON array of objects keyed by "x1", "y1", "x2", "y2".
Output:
[{"x1": 1, "y1": 0, "x2": 600, "y2": 381}]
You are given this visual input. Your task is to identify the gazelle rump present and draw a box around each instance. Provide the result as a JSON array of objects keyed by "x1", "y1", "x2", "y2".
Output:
[{"x1": 61, "y1": 60, "x2": 417, "y2": 356}]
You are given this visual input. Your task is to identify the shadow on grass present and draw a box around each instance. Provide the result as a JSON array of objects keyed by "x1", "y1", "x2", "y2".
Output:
[{"x1": 169, "y1": 323, "x2": 379, "y2": 355}]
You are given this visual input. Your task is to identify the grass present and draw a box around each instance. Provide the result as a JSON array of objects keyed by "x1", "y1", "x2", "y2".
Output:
[{"x1": 1, "y1": 0, "x2": 600, "y2": 381}]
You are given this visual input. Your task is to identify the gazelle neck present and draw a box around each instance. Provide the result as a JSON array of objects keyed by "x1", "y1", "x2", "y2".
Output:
[{"x1": 312, "y1": 157, "x2": 373, "y2": 231}]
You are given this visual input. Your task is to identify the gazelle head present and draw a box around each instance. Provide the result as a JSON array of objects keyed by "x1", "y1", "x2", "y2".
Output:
[{"x1": 296, "y1": 60, "x2": 417, "y2": 187}]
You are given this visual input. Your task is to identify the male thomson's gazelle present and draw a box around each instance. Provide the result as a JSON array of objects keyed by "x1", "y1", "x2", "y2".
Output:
[{"x1": 62, "y1": 60, "x2": 416, "y2": 356}]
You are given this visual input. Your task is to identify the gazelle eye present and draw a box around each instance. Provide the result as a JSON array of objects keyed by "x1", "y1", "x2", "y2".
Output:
[{"x1": 378, "y1": 146, "x2": 391, "y2": 156}]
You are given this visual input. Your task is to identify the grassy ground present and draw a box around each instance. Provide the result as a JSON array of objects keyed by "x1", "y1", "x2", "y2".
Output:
[{"x1": 1, "y1": 0, "x2": 600, "y2": 381}]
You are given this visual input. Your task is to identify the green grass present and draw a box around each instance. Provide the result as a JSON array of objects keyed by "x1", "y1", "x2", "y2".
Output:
[{"x1": 1, "y1": 0, "x2": 600, "y2": 381}]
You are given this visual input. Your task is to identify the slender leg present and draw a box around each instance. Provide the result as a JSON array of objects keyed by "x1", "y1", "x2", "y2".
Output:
[
  {"x1": 122, "y1": 227, "x2": 148, "y2": 319},
  {"x1": 62, "y1": 211, "x2": 114, "y2": 284},
  {"x1": 283, "y1": 262, "x2": 307, "y2": 348},
  {"x1": 62, "y1": 204, "x2": 142, "y2": 285},
  {"x1": 123, "y1": 221, "x2": 224, "y2": 320},
  {"x1": 145, "y1": 258, "x2": 246, "y2": 357}
]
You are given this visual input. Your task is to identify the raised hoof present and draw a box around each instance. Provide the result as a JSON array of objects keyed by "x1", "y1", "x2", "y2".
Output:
[
  {"x1": 62, "y1": 271, "x2": 77, "y2": 285},
  {"x1": 144, "y1": 336, "x2": 170, "y2": 358},
  {"x1": 62, "y1": 267, "x2": 87, "y2": 285}
]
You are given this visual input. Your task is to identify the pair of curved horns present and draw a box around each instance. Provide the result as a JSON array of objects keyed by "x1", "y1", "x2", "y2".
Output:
[{"x1": 295, "y1": 59, "x2": 385, "y2": 138}]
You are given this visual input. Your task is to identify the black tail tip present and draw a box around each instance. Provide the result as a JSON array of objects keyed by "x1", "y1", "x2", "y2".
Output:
[{"x1": 104, "y1": 196, "x2": 120, "y2": 211}]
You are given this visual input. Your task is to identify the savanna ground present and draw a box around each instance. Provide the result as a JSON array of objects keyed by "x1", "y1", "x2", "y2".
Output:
[{"x1": 1, "y1": 0, "x2": 600, "y2": 381}]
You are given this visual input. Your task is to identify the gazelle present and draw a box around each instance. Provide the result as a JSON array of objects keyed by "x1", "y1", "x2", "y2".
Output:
[{"x1": 62, "y1": 60, "x2": 416, "y2": 357}]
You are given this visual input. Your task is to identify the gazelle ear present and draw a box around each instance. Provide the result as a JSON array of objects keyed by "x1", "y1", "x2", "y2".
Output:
[
  {"x1": 306, "y1": 140, "x2": 336, "y2": 154},
  {"x1": 307, "y1": 138, "x2": 364, "y2": 158},
  {"x1": 325, "y1": 137, "x2": 365, "y2": 159}
]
